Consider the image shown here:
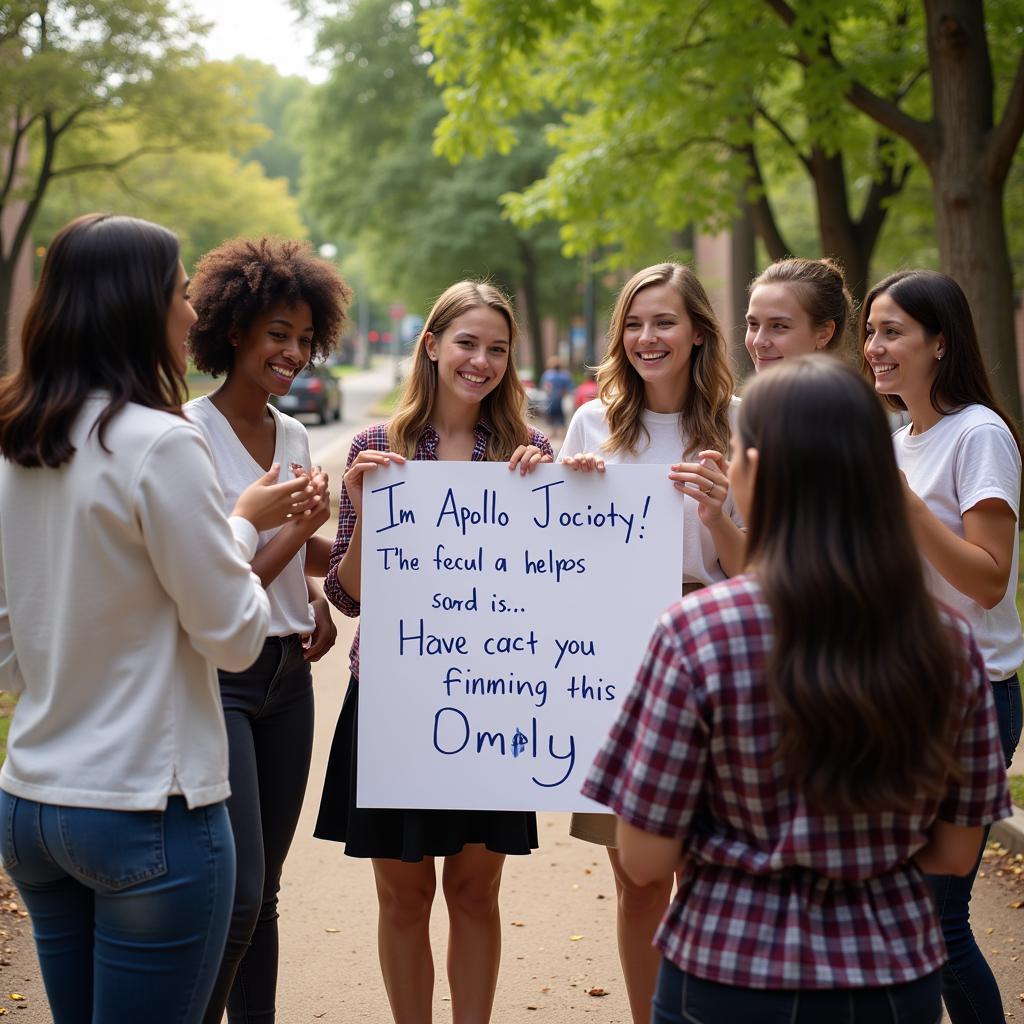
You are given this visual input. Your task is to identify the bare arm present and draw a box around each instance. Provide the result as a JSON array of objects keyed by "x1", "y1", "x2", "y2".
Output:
[
  {"x1": 615, "y1": 818, "x2": 685, "y2": 887},
  {"x1": 304, "y1": 536, "x2": 334, "y2": 577},
  {"x1": 913, "y1": 820, "x2": 984, "y2": 876},
  {"x1": 905, "y1": 489, "x2": 1016, "y2": 609}
]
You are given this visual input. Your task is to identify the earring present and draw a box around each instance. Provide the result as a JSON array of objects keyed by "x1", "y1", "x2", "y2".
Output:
[{"x1": 937, "y1": 352, "x2": 944, "y2": 360}]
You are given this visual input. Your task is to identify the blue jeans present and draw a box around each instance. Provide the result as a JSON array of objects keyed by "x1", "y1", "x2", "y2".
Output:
[
  {"x1": 0, "y1": 791, "x2": 234, "y2": 1024},
  {"x1": 928, "y1": 674, "x2": 1022, "y2": 1024},
  {"x1": 651, "y1": 960, "x2": 943, "y2": 1023}
]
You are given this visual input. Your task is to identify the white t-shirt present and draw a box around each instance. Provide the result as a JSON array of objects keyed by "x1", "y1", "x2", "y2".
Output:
[
  {"x1": 893, "y1": 404, "x2": 1024, "y2": 680},
  {"x1": 0, "y1": 397, "x2": 270, "y2": 811},
  {"x1": 559, "y1": 398, "x2": 742, "y2": 588},
  {"x1": 186, "y1": 396, "x2": 315, "y2": 637}
]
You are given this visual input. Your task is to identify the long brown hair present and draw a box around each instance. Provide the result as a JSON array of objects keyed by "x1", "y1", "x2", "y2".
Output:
[
  {"x1": 740, "y1": 357, "x2": 960, "y2": 814},
  {"x1": 388, "y1": 281, "x2": 531, "y2": 460},
  {"x1": 860, "y1": 269, "x2": 1023, "y2": 456},
  {"x1": 597, "y1": 263, "x2": 733, "y2": 458},
  {"x1": 0, "y1": 214, "x2": 186, "y2": 468}
]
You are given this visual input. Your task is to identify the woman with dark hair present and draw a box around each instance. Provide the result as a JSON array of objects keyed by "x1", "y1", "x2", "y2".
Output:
[
  {"x1": 584, "y1": 356, "x2": 1010, "y2": 1023},
  {"x1": 0, "y1": 214, "x2": 313, "y2": 1022},
  {"x1": 864, "y1": 269, "x2": 1023, "y2": 1024},
  {"x1": 558, "y1": 262, "x2": 743, "y2": 1024},
  {"x1": 315, "y1": 280, "x2": 551, "y2": 1024},
  {"x1": 185, "y1": 236, "x2": 351, "y2": 1024}
]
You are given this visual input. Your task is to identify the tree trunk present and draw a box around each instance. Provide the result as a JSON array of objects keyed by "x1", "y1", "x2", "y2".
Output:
[
  {"x1": 0, "y1": 257, "x2": 13, "y2": 375},
  {"x1": 729, "y1": 203, "x2": 756, "y2": 383},
  {"x1": 808, "y1": 147, "x2": 871, "y2": 305},
  {"x1": 516, "y1": 236, "x2": 545, "y2": 380},
  {"x1": 924, "y1": 0, "x2": 1021, "y2": 421},
  {"x1": 931, "y1": 176, "x2": 1020, "y2": 420}
]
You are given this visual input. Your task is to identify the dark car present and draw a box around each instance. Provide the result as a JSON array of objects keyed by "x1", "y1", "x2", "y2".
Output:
[{"x1": 269, "y1": 363, "x2": 342, "y2": 424}]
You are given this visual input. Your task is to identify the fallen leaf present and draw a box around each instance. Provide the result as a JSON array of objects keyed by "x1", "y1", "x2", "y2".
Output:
[
  {"x1": 526, "y1": 1005, "x2": 538, "y2": 1011},
  {"x1": 987, "y1": 928, "x2": 996, "y2": 935},
  {"x1": 588, "y1": 987, "x2": 609, "y2": 997},
  {"x1": 324, "y1": 928, "x2": 340, "y2": 933},
  {"x1": 7, "y1": 997, "x2": 22, "y2": 1002},
  {"x1": 540, "y1": 985, "x2": 551, "y2": 993},
  {"x1": 569, "y1": 935, "x2": 583, "y2": 941},
  {"x1": 511, "y1": 921, "x2": 525, "y2": 927}
]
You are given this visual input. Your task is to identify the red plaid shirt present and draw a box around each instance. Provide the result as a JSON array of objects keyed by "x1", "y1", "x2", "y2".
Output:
[
  {"x1": 325, "y1": 420, "x2": 553, "y2": 679},
  {"x1": 583, "y1": 574, "x2": 1011, "y2": 990}
]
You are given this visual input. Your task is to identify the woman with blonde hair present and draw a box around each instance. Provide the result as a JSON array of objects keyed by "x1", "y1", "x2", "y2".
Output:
[
  {"x1": 559, "y1": 261, "x2": 745, "y2": 1023},
  {"x1": 315, "y1": 280, "x2": 552, "y2": 1023}
]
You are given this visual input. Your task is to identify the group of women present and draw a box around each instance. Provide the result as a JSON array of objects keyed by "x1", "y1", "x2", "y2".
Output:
[{"x1": 0, "y1": 210, "x2": 1016, "y2": 1024}]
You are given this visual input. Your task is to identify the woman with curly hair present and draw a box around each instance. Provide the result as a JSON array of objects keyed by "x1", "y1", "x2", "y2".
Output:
[
  {"x1": 558, "y1": 262, "x2": 744, "y2": 1024},
  {"x1": 185, "y1": 236, "x2": 351, "y2": 1024},
  {"x1": 314, "y1": 280, "x2": 551, "y2": 1024}
]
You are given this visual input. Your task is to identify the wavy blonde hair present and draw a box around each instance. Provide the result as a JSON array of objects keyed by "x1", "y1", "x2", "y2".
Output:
[
  {"x1": 596, "y1": 263, "x2": 733, "y2": 458},
  {"x1": 388, "y1": 281, "x2": 532, "y2": 460}
]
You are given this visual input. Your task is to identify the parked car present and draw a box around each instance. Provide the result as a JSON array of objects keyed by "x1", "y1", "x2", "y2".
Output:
[{"x1": 269, "y1": 362, "x2": 342, "y2": 424}]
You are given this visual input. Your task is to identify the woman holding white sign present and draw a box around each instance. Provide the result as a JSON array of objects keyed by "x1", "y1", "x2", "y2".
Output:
[
  {"x1": 558, "y1": 261, "x2": 744, "y2": 1024},
  {"x1": 315, "y1": 280, "x2": 552, "y2": 1024}
]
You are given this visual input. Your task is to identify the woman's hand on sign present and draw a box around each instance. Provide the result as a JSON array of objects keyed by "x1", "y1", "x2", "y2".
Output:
[
  {"x1": 508, "y1": 444, "x2": 552, "y2": 476},
  {"x1": 343, "y1": 450, "x2": 406, "y2": 517},
  {"x1": 562, "y1": 451, "x2": 605, "y2": 474}
]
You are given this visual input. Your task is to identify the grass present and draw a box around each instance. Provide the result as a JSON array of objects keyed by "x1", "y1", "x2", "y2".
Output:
[
  {"x1": 1010, "y1": 775, "x2": 1024, "y2": 808},
  {"x1": 0, "y1": 693, "x2": 14, "y2": 767}
]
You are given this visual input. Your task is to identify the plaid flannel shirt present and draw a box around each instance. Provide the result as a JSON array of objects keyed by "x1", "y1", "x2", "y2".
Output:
[{"x1": 583, "y1": 574, "x2": 1011, "y2": 990}]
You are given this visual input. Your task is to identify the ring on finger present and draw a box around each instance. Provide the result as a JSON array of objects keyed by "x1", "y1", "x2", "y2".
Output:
[{"x1": 704, "y1": 480, "x2": 714, "y2": 494}]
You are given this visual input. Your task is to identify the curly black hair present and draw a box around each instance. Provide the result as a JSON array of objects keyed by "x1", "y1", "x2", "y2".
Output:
[{"x1": 188, "y1": 237, "x2": 352, "y2": 376}]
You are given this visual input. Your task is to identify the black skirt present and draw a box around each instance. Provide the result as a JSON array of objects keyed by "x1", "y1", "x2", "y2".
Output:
[{"x1": 314, "y1": 675, "x2": 539, "y2": 862}]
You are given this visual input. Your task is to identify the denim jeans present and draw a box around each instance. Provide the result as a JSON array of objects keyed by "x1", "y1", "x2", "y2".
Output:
[
  {"x1": 0, "y1": 791, "x2": 234, "y2": 1024},
  {"x1": 928, "y1": 673, "x2": 1022, "y2": 1024},
  {"x1": 651, "y1": 959, "x2": 943, "y2": 1024},
  {"x1": 203, "y1": 634, "x2": 314, "y2": 1024}
]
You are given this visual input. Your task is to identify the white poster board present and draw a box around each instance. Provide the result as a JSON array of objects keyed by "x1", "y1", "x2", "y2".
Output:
[{"x1": 357, "y1": 462, "x2": 684, "y2": 811}]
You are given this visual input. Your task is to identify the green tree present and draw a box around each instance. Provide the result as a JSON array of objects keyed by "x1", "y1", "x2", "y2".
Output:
[
  {"x1": 424, "y1": 0, "x2": 1024, "y2": 414},
  {"x1": 299, "y1": 0, "x2": 579, "y2": 375},
  {"x1": 34, "y1": 126, "x2": 308, "y2": 272},
  {"x1": 0, "y1": 1, "x2": 263, "y2": 367}
]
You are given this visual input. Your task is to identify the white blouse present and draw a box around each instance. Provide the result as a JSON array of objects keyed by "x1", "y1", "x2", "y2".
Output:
[{"x1": 0, "y1": 396, "x2": 270, "y2": 811}]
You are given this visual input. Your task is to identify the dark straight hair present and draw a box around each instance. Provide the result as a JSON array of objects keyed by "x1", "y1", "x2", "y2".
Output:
[
  {"x1": 0, "y1": 213, "x2": 186, "y2": 468},
  {"x1": 739, "y1": 357, "x2": 960, "y2": 814},
  {"x1": 860, "y1": 269, "x2": 1023, "y2": 456}
]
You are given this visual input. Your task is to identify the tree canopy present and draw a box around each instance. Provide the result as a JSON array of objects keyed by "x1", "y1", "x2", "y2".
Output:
[
  {"x1": 0, "y1": 1, "x2": 268, "y2": 365},
  {"x1": 299, "y1": 0, "x2": 580, "y2": 373},
  {"x1": 423, "y1": 0, "x2": 1024, "y2": 410}
]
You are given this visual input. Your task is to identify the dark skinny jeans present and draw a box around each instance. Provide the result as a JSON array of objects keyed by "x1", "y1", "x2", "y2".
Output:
[
  {"x1": 928, "y1": 674, "x2": 1021, "y2": 1024},
  {"x1": 203, "y1": 635, "x2": 314, "y2": 1024}
]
